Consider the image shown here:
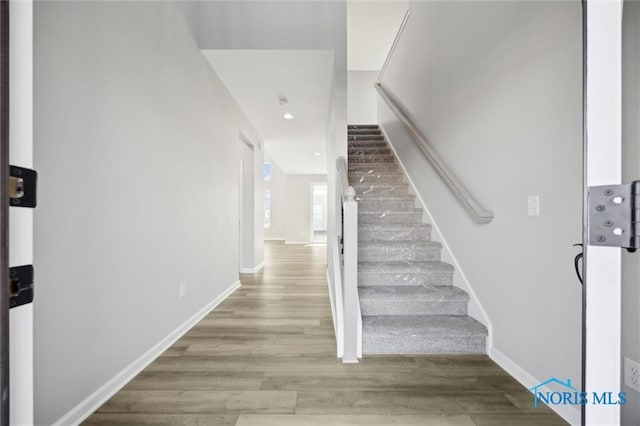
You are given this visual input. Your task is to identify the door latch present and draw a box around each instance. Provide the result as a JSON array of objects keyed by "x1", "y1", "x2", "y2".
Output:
[
  {"x1": 588, "y1": 181, "x2": 640, "y2": 252},
  {"x1": 9, "y1": 265, "x2": 34, "y2": 309},
  {"x1": 9, "y1": 165, "x2": 37, "y2": 208}
]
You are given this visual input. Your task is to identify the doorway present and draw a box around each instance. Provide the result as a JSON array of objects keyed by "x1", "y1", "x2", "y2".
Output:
[{"x1": 310, "y1": 183, "x2": 327, "y2": 244}]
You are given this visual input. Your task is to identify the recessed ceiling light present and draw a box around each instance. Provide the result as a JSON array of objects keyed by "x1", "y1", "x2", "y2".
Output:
[
  {"x1": 314, "y1": 152, "x2": 320, "y2": 156},
  {"x1": 283, "y1": 113, "x2": 294, "y2": 120}
]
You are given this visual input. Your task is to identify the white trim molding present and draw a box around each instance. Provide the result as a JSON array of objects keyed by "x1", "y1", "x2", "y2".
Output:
[
  {"x1": 284, "y1": 240, "x2": 311, "y2": 245},
  {"x1": 240, "y1": 261, "x2": 264, "y2": 274},
  {"x1": 53, "y1": 281, "x2": 241, "y2": 426}
]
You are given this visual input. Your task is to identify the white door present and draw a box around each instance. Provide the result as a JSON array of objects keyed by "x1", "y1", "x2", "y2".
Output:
[
  {"x1": 7, "y1": 1, "x2": 34, "y2": 424},
  {"x1": 584, "y1": 1, "x2": 623, "y2": 424}
]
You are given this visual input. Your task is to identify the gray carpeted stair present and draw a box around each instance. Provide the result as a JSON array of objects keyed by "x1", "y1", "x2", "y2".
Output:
[{"x1": 348, "y1": 124, "x2": 487, "y2": 355}]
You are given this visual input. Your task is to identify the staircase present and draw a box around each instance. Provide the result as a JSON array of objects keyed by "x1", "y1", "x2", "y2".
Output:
[{"x1": 348, "y1": 124, "x2": 488, "y2": 355}]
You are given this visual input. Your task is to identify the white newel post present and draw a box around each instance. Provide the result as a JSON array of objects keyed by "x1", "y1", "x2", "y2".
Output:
[{"x1": 342, "y1": 186, "x2": 359, "y2": 363}]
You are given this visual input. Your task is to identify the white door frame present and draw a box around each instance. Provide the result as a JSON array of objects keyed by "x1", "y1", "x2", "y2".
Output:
[
  {"x1": 7, "y1": 1, "x2": 34, "y2": 424},
  {"x1": 583, "y1": 1, "x2": 623, "y2": 424},
  {"x1": 238, "y1": 134, "x2": 255, "y2": 273},
  {"x1": 238, "y1": 158, "x2": 244, "y2": 271}
]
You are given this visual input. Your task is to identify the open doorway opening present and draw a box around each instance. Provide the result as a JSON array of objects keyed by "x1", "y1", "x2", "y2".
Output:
[{"x1": 311, "y1": 183, "x2": 327, "y2": 244}]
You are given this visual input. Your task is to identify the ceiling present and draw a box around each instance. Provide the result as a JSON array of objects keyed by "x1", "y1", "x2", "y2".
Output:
[
  {"x1": 203, "y1": 50, "x2": 334, "y2": 175},
  {"x1": 347, "y1": 1, "x2": 410, "y2": 71}
]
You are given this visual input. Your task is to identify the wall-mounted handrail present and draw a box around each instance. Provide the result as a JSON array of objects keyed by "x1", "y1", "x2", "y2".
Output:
[
  {"x1": 377, "y1": 9, "x2": 411, "y2": 85},
  {"x1": 375, "y1": 84, "x2": 494, "y2": 224},
  {"x1": 375, "y1": 8, "x2": 493, "y2": 224},
  {"x1": 335, "y1": 156, "x2": 360, "y2": 363}
]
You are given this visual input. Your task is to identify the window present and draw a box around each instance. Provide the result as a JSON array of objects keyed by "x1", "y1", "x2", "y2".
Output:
[
  {"x1": 263, "y1": 189, "x2": 271, "y2": 229},
  {"x1": 263, "y1": 162, "x2": 271, "y2": 182}
]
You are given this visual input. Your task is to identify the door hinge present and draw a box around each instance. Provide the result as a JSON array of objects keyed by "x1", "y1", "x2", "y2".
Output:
[
  {"x1": 9, "y1": 165, "x2": 37, "y2": 208},
  {"x1": 9, "y1": 265, "x2": 33, "y2": 309},
  {"x1": 588, "y1": 181, "x2": 640, "y2": 252}
]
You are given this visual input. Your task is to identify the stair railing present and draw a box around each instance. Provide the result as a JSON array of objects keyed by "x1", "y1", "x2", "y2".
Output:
[
  {"x1": 375, "y1": 9, "x2": 494, "y2": 224},
  {"x1": 336, "y1": 156, "x2": 361, "y2": 363}
]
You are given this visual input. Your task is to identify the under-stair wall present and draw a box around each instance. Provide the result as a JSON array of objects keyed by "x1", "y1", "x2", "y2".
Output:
[{"x1": 378, "y1": 2, "x2": 582, "y2": 424}]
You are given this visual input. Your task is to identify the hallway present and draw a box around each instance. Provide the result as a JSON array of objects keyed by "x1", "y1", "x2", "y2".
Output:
[{"x1": 84, "y1": 242, "x2": 565, "y2": 426}]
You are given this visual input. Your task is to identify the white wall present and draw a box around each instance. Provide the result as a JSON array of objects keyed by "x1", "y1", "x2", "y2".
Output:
[
  {"x1": 263, "y1": 154, "x2": 287, "y2": 241},
  {"x1": 622, "y1": 2, "x2": 640, "y2": 423},
  {"x1": 9, "y1": 1, "x2": 34, "y2": 424},
  {"x1": 33, "y1": 2, "x2": 262, "y2": 424},
  {"x1": 284, "y1": 175, "x2": 327, "y2": 244},
  {"x1": 347, "y1": 0, "x2": 409, "y2": 71},
  {"x1": 348, "y1": 71, "x2": 378, "y2": 124},
  {"x1": 379, "y1": 2, "x2": 582, "y2": 422}
]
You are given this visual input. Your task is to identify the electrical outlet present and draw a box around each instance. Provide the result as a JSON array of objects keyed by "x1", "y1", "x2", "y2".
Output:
[
  {"x1": 624, "y1": 357, "x2": 640, "y2": 392},
  {"x1": 179, "y1": 282, "x2": 187, "y2": 299}
]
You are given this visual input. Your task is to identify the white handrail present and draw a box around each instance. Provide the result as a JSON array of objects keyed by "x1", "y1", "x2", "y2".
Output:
[
  {"x1": 377, "y1": 9, "x2": 411, "y2": 85},
  {"x1": 337, "y1": 157, "x2": 355, "y2": 201},
  {"x1": 335, "y1": 156, "x2": 360, "y2": 363},
  {"x1": 375, "y1": 8, "x2": 494, "y2": 224},
  {"x1": 375, "y1": 84, "x2": 494, "y2": 224}
]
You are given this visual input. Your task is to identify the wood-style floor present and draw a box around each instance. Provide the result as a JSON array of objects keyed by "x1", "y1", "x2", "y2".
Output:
[{"x1": 84, "y1": 241, "x2": 566, "y2": 426}]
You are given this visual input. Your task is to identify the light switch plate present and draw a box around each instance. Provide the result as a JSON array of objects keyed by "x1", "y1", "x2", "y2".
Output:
[{"x1": 528, "y1": 195, "x2": 540, "y2": 216}]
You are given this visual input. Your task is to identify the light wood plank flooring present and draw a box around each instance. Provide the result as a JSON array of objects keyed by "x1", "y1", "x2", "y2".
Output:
[{"x1": 84, "y1": 241, "x2": 566, "y2": 426}]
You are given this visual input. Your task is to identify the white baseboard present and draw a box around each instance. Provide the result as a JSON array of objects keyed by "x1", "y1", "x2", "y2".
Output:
[
  {"x1": 264, "y1": 238, "x2": 285, "y2": 241},
  {"x1": 285, "y1": 240, "x2": 311, "y2": 245},
  {"x1": 489, "y1": 346, "x2": 581, "y2": 425},
  {"x1": 54, "y1": 280, "x2": 241, "y2": 426},
  {"x1": 240, "y1": 261, "x2": 264, "y2": 274}
]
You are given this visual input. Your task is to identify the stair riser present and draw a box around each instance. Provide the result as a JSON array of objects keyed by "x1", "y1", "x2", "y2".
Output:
[
  {"x1": 349, "y1": 135, "x2": 385, "y2": 141},
  {"x1": 348, "y1": 156, "x2": 395, "y2": 164},
  {"x1": 348, "y1": 164, "x2": 399, "y2": 172},
  {"x1": 358, "y1": 227, "x2": 430, "y2": 242},
  {"x1": 362, "y1": 336, "x2": 486, "y2": 355},
  {"x1": 357, "y1": 199, "x2": 415, "y2": 211},
  {"x1": 348, "y1": 130, "x2": 382, "y2": 136},
  {"x1": 359, "y1": 214, "x2": 423, "y2": 225},
  {"x1": 354, "y1": 185, "x2": 409, "y2": 197},
  {"x1": 358, "y1": 272, "x2": 453, "y2": 287},
  {"x1": 361, "y1": 301, "x2": 467, "y2": 316},
  {"x1": 350, "y1": 175, "x2": 405, "y2": 185},
  {"x1": 359, "y1": 246, "x2": 440, "y2": 262},
  {"x1": 348, "y1": 141, "x2": 388, "y2": 148},
  {"x1": 349, "y1": 148, "x2": 392, "y2": 156},
  {"x1": 348, "y1": 125, "x2": 379, "y2": 130}
]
